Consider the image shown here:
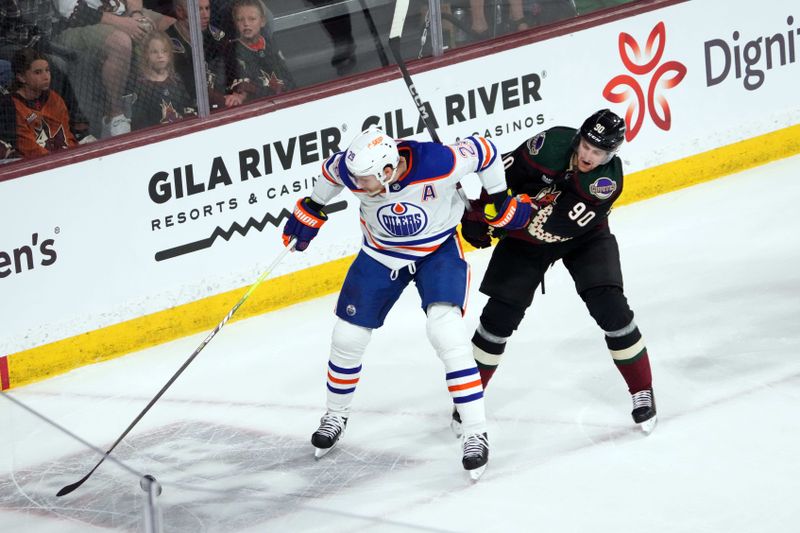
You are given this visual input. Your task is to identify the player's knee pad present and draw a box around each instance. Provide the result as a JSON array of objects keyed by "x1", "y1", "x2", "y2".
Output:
[
  {"x1": 330, "y1": 318, "x2": 372, "y2": 366},
  {"x1": 471, "y1": 298, "x2": 526, "y2": 366},
  {"x1": 479, "y1": 297, "x2": 526, "y2": 338},
  {"x1": 582, "y1": 286, "x2": 634, "y2": 333},
  {"x1": 425, "y1": 303, "x2": 469, "y2": 361}
]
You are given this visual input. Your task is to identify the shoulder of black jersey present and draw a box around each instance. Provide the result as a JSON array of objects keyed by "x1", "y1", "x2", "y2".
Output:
[{"x1": 514, "y1": 126, "x2": 574, "y2": 174}]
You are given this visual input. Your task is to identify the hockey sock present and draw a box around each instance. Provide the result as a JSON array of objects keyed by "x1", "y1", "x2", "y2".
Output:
[
  {"x1": 427, "y1": 304, "x2": 487, "y2": 434},
  {"x1": 326, "y1": 319, "x2": 371, "y2": 415},
  {"x1": 472, "y1": 322, "x2": 508, "y2": 389},
  {"x1": 605, "y1": 321, "x2": 652, "y2": 393}
]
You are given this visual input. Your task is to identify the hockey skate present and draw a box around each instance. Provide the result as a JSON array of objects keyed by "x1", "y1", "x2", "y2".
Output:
[
  {"x1": 450, "y1": 407, "x2": 463, "y2": 438},
  {"x1": 462, "y1": 432, "x2": 489, "y2": 481},
  {"x1": 631, "y1": 388, "x2": 657, "y2": 435},
  {"x1": 311, "y1": 413, "x2": 348, "y2": 458}
]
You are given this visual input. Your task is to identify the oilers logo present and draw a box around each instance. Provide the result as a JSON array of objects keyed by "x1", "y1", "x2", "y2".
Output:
[{"x1": 377, "y1": 202, "x2": 428, "y2": 237}]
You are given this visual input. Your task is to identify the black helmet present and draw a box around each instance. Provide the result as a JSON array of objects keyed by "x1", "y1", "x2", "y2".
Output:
[{"x1": 580, "y1": 109, "x2": 626, "y2": 152}]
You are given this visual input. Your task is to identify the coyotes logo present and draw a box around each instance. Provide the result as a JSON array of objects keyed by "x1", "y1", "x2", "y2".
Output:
[
  {"x1": 160, "y1": 99, "x2": 181, "y2": 124},
  {"x1": 534, "y1": 185, "x2": 561, "y2": 206},
  {"x1": 258, "y1": 70, "x2": 285, "y2": 94},
  {"x1": 34, "y1": 121, "x2": 69, "y2": 152}
]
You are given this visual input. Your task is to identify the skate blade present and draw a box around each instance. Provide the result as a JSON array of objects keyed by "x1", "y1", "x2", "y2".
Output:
[
  {"x1": 314, "y1": 446, "x2": 335, "y2": 459},
  {"x1": 638, "y1": 415, "x2": 658, "y2": 435},
  {"x1": 450, "y1": 418, "x2": 463, "y2": 439},
  {"x1": 468, "y1": 465, "x2": 486, "y2": 481}
]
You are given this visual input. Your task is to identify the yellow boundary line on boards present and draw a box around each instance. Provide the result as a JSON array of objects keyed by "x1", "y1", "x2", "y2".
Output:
[{"x1": 3, "y1": 123, "x2": 799, "y2": 390}]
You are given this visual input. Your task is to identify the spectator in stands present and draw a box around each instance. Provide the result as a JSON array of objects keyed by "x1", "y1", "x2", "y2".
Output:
[
  {"x1": 0, "y1": 47, "x2": 79, "y2": 158},
  {"x1": 223, "y1": 0, "x2": 294, "y2": 106},
  {"x1": 51, "y1": 0, "x2": 174, "y2": 137},
  {"x1": 210, "y1": 0, "x2": 273, "y2": 42},
  {"x1": 131, "y1": 31, "x2": 196, "y2": 129},
  {"x1": 0, "y1": 0, "x2": 92, "y2": 139},
  {"x1": 166, "y1": 0, "x2": 228, "y2": 110}
]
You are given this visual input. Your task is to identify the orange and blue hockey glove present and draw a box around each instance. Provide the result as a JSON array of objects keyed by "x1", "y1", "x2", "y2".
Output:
[
  {"x1": 282, "y1": 197, "x2": 328, "y2": 251},
  {"x1": 484, "y1": 193, "x2": 535, "y2": 230}
]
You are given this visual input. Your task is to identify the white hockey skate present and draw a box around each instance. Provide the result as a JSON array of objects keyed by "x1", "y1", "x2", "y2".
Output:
[
  {"x1": 631, "y1": 389, "x2": 657, "y2": 435},
  {"x1": 462, "y1": 432, "x2": 489, "y2": 481},
  {"x1": 311, "y1": 413, "x2": 347, "y2": 458}
]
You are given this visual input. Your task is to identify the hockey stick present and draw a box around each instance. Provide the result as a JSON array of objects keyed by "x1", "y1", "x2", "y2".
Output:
[
  {"x1": 388, "y1": 0, "x2": 471, "y2": 208},
  {"x1": 388, "y1": 0, "x2": 440, "y2": 144},
  {"x1": 57, "y1": 240, "x2": 296, "y2": 497},
  {"x1": 358, "y1": 0, "x2": 390, "y2": 67},
  {"x1": 0, "y1": 391, "x2": 144, "y2": 479}
]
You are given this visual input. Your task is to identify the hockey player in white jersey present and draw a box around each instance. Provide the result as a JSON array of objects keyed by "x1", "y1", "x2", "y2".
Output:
[{"x1": 281, "y1": 126, "x2": 535, "y2": 479}]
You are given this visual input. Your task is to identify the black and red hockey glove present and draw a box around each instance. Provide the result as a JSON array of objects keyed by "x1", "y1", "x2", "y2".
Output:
[{"x1": 460, "y1": 199, "x2": 492, "y2": 249}]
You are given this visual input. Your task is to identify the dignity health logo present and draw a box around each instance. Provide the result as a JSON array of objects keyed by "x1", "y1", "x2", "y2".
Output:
[{"x1": 603, "y1": 22, "x2": 687, "y2": 141}]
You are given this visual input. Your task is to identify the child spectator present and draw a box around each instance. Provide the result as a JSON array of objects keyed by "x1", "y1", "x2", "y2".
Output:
[
  {"x1": 0, "y1": 0, "x2": 92, "y2": 139},
  {"x1": 0, "y1": 47, "x2": 78, "y2": 158},
  {"x1": 131, "y1": 30, "x2": 196, "y2": 130},
  {"x1": 52, "y1": 0, "x2": 175, "y2": 137},
  {"x1": 224, "y1": 0, "x2": 294, "y2": 106}
]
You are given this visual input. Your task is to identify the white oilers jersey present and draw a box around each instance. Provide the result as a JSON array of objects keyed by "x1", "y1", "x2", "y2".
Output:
[{"x1": 310, "y1": 137, "x2": 507, "y2": 270}]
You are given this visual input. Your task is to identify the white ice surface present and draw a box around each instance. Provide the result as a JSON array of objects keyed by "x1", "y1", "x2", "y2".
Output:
[{"x1": 2, "y1": 155, "x2": 799, "y2": 532}]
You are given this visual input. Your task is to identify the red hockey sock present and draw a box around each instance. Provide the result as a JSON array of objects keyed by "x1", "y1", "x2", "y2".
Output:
[
  {"x1": 614, "y1": 351, "x2": 652, "y2": 393},
  {"x1": 477, "y1": 364, "x2": 497, "y2": 389}
]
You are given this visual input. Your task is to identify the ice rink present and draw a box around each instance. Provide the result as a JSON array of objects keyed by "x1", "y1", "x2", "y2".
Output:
[{"x1": 2, "y1": 155, "x2": 799, "y2": 532}]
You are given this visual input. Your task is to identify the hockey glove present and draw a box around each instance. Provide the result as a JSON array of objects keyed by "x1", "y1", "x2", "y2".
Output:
[
  {"x1": 460, "y1": 200, "x2": 492, "y2": 249},
  {"x1": 484, "y1": 193, "x2": 535, "y2": 230},
  {"x1": 282, "y1": 197, "x2": 328, "y2": 251}
]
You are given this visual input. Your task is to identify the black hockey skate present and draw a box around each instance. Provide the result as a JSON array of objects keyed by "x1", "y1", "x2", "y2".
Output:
[
  {"x1": 631, "y1": 388, "x2": 657, "y2": 435},
  {"x1": 462, "y1": 432, "x2": 489, "y2": 481},
  {"x1": 450, "y1": 407, "x2": 463, "y2": 438},
  {"x1": 311, "y1": 413, "x2": 347, "y2": 458}
]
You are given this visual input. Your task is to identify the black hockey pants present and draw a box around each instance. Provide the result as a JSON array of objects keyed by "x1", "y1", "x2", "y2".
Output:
[{"x1": 478, "y1": 226, "x2": 634, "y2": 338}]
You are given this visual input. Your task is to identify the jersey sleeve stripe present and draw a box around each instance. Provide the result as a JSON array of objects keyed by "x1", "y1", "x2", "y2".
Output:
[
  {"x1": 479, "y1": 136, "x2": 498, "y2": 170},
  {"x1": 321, "y1": 157, "x2": 340, "y2": 185},
  {"x1": 467, "y1": 137, "x2": 485, "y2": 172}
]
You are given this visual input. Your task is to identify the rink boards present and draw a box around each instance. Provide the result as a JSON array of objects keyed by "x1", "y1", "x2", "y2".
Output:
[{"x1": 1, "y1": 0, "x2": 799, "y2": 389}]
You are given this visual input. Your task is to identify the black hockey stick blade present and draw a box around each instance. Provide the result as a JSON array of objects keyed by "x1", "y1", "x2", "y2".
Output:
[
  {"x1": 57, "y1": 241, "x2": 295, "y2": 497},
  {"x1": 57, "y1": 469, "x2": 96, "y2": 497}
]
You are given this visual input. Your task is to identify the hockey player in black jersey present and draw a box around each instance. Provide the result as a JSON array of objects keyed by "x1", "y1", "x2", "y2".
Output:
[{"x1": 458, "y1": 109, "x2": 657, "y2": 434}]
